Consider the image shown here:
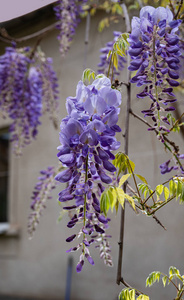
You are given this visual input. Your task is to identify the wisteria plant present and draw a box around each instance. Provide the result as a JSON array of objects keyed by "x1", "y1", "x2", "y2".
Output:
[
  {"x1": 0, "y1": 0, "x2": 184, "y2": 299},
  {"x1": 29, "y1": 1, "x2": 184, "y2": 299}
]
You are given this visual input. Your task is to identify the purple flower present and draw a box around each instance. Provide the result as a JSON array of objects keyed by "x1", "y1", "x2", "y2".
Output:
[
  {"x1": 128, "y1": 5, "x2": 181, "y2": 134},
  {"x1": 55, "y1": 75, "x2": 121, "y2": 271},
  {"x1": 0, "y1": 46, "x2": 59, "y2": 154},
  {"x1": 76, "y1": 260, "x2": 84, "y2": 273},
  {"x1": 54, "y1": 0, "x2": 87, "y2": 57},
  {"x1": 28, "y1": 166, "x2": 57, "y2": 238}
]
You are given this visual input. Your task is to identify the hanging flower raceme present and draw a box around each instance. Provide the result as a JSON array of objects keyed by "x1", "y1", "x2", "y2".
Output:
[
  {"x1": 0, "y1": 46, "x2": 59, "y2": 154},
  {"x1": 55, "y1": 75, "x2": 122, "y2": 271},
  {"x1": 128, "y1": 6, "x2": 182, "y2": 134},
  {"x1": 98, "y1": 31, "x2": 126, "y2": 79},
  {"x1": 28, "y1": 166, "x2": 58, "y2": 238},
  {"x1": 54, "y1": 0, "x2": 87, "y2": 57}
]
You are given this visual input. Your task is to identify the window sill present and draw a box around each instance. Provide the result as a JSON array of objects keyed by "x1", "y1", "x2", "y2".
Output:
[{"x1": 0, "y1": 223, "x2": 20, "y2": 237}]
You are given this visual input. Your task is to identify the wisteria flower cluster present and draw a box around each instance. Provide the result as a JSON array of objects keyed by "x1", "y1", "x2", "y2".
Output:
[
  {"x1": 0, "y1": 46, "x2": 58, "y2": 154},
  {"x1": 128, "y1": 6, "x2": 182, "y2": 135},
  {"x1": 28, "y1": 166, "x2": 58, "y2": 238},
  {"x1": 98, "y1": 31, "x2": 126, "y2": 79},
  {"x1": 54, "y1": 0, "x2": 87, "y2": 57},
  {"x1": 55, "y1": 75, "x2": 122, "y2": 271}
]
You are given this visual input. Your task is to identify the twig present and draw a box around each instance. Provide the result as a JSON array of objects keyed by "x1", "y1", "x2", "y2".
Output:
[
  {"x1": 169, "y1": 0, "x2": 176, "y2": 15},
  {"x1": 129, "y1": 109, "x2": 180, "y2": 154},
  {"x1": 83, "y1": 10, "x2": 91, "y2": 70},
  {"x1": 175, "y1": 0, "x2": 183, "y2": 19},
  {"x1": 0, "y1": 21, "x2": 59, "y2": 44},
  {"x1": 152, "y1": 215, "x2": 166, "y2": 230},
  {"x1": 121, "y1": 3, "x2": 131, "y2": 33},
  {"x1": 119, "y1": 277, "x2": 144, "y2": 296},
  {"x1": 116, "y1": 2, "x2": 131, "y2": 287}
]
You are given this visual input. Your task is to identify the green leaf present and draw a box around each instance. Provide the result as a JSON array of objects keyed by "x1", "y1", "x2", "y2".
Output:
[
  {"x1": 127, "y1": 158, "x2": 135, "y2": 174},
  {"x1": 156, "y1": 184, "x2": 164, "y2": 198},
  {"x1": 119, "y1": 174, "x2": 131, "y2": 187},
  {"x1": 115, "y1": 187, "x2": 125, "y2": 209},
  {"x1": 107, "y1": 187, "x2": 117, "y2": 212},
  {"x1": 164, "y1": 186, "x2": 170, "y2": 201},
  {"x1": 100, "y1": 191, "x2": 110, "y2": 216},
  {"x1": 169, "y1": 180, "x2": 176, "y2": 196},
  {"x1": 112, "y1": 52, "x2": 118, "y2": 70},
  {"x1": 119, "y1": 288, "x2": 135, "y2": 300},
  {"x1": 137, "y1": 295, "x2": 150, "y2": 300},
  {"x1": 98, "y1": 17, "x2": 109, "y2": 32},
  {"x1": 169, "y1": 266, "x2": 180, "y2": 276},
  {"x1": 162, "y1": 275, "x2": 167, "y2": 287},
  {"x1": 135, "y1": 174, "x2": 148, "y2": 184},
  {"x1": 125, "y1": 193, "x2": 135, "y2": 210},
  {"x1": 146, "y1": 271, "x2": 161, "y2": 287},
  {"x1": 180, "y1": 183, "x2": 184, "y2": 203},
  {"x1": 82, "y1": 68, "x2": 96, "y2": 83}
]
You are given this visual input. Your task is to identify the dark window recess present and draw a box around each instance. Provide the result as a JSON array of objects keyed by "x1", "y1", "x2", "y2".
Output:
[{"x1": 0, "y1": 129, "x2": 9, "y2": 222}]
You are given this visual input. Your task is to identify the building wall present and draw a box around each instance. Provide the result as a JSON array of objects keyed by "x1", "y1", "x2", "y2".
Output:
[{"x1": 0, "y1": 8, "x2": 184, "y2": 300}]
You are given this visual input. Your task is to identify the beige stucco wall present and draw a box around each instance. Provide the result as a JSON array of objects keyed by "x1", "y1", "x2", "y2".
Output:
[{"x1": 0, "y1": 8, "x2": 184, "y2": 300}]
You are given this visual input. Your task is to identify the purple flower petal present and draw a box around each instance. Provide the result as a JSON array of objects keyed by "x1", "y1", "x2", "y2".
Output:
[
  {"x1": 66, "y1": 234, "x2": 76, "y2": 242},
  {"x1": 76, "y1": 260, "x2": 84, "y2": 273},
  {"x1": 103, "y1": 160, "x2": 116, "y2": 172},
  {"x1": 80, "y1": 129, "x2": 99, "y2": 146},
  {"x1": 55, "y1": 169, "x2": 73, "y2": 183},
  {"x1": 85, "y1": 254, "x2": 95, "y2": 265}
]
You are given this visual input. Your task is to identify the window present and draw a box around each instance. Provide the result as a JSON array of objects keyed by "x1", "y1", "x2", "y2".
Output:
[{"x1": 0, "y1": 128, "x2": 9, "y2": 224}]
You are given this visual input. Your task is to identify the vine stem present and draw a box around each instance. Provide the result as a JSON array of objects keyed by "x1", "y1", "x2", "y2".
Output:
[
  {"x1": 116, "y1": 2, "x2": 131, "y2": 287},
  {"x1": 174, "y1": 0, "x2": 183, "y2": 19},
  {"x1": 0, "y1": 21, "x2": 59, "y2": 44},
  {"x1": 83, "y1": 155, "x2": 88, "y2": 251},
  {"x1": 83, "y1": 10, "x2": 91, "y2": 70}
]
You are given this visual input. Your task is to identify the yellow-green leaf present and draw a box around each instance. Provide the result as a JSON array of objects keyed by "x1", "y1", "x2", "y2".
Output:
[
  {"x1": 112, "y1": 52, "x2": 118, "y2": 70},
  {"x1": 164, "y1": 186, "x2": 170, "y2": 201},
  {"x1": 137, "y1": 295, "x2": 150, "y2": 300},
  {"x1": 135, "y1": 174, "x2": 148, "y2": 184},
  {"x1": 119, "y1": 174, "x2": 131, "y2": 187},
  {"x1": 125, "y1": 193, "x2": 135, "y2": 210},
  {"x1": 115, "y1": 187, "x2": 125, "y2": 208}
]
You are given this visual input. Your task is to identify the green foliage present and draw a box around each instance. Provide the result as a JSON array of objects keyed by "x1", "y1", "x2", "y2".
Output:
[
  {"x1": 146, "y1": 266, "x2": 184, "y2": 298},
  {"x1": 113, "y1": 152, "x2": 135, "y2": 175},
  {"x1": 98, "y1": 17, "x2": 110, "y2": 32},
  {"x1": 167, "y1": 113, "x2": 184, "y2": 133},
  {"x1": 107, "y1": 33, "x2": 129, "y2": 71},
  {"x1": 119, "y1": 288, "x2": 149, "y2": 300},
  {"x1": 146, "y1": 271, "x2": 161, "y2": 287},
  {"x1": 82, "y1": 68, "x2": 96, "y2": 84},
  {"x1": 100, "y1": 184, "x2": 135, "y2": 215},
  {"x1": 138, "y1": 183, "x2": 153, "y2": 200},
  {"x1": 138, "y1": 177, "x2": 184, "y2": 211}
]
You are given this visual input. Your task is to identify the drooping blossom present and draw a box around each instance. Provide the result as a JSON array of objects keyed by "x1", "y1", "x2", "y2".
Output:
[
  {"x1": 28, "y1": 166, "x2": 59, "y2": 238},
  {"x1": 0, "y1": 46, "x2": 59, "y2": 154},
  {"x1": 54, "y1": 0, "x2": 87, "y2": 57},
  {"x1": 97, "y1": 31, "x2": 126, "y2": 79},
  {"x1": 55, "y1": 75, "x2": 121, "y2": 271},
  {"x1": 128, "y1": 6, "x2": 182, "y2": 134}
]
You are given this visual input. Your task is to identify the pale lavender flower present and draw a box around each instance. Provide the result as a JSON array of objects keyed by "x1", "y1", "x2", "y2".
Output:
[
  {"x1": 128, "y1": 6, "x2": 182, "y2": 133},
  {"x1": 55, "y1": 75, "x2": 120, "y2": 271},
  {"x1": 0, "y1": 46, "x2": 59, "y2": 154},
  {"x1": 54, "y1": 0, "x2": 87, "y2": 57}
]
